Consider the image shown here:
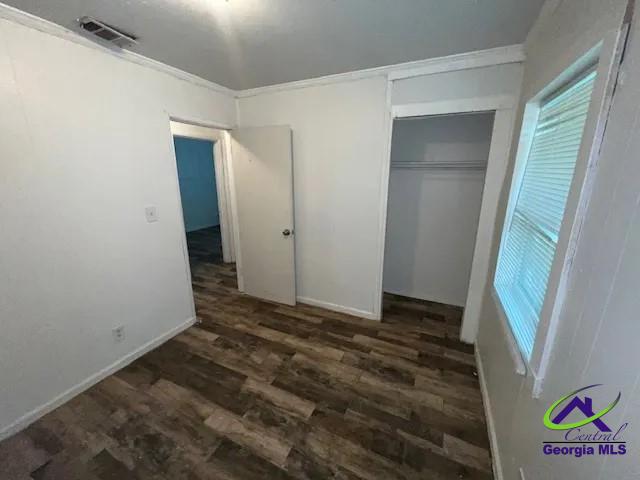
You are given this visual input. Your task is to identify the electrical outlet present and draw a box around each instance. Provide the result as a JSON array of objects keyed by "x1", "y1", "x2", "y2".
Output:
[
  {"x1": 145, "y1": 205, "x2": 159, "y2": 223},
  {"x1": 112, "y1": 325, "x2": 125, "y2": 343}
]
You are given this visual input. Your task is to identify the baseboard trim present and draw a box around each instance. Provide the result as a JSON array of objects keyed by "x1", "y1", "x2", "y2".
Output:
[
  {"x1": 0, "y1": 316, "x2": 197, "y2": 442},
  {"x1": 475, "y1": 346, "x2": 504, "y2": 480},
  {"x1": 296, "y1": 296, "x2": 379, "y2": 321}
]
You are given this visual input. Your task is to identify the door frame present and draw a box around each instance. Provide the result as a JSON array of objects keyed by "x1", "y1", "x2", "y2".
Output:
[
  {"x1": 169, "y1": 120, "x2": 237, "y2": 266},
  {"x1": 374, "y1": 94, "x2": 519, "y2": 344}
]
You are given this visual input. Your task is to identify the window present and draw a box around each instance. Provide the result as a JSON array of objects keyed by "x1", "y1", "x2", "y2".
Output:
[{"x1": 495, "y1": 70, "x2": 597, "y2": 360}]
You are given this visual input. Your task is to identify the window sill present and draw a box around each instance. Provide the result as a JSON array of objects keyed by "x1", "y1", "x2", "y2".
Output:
[{"x1": 491, "y1": 287, "x2": 527, "y2": 377}]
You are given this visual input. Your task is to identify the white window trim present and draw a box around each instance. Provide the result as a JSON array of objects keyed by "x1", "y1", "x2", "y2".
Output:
[
  {"x1": 494, "y1": 27, "x2": 627, "y2": 397},
  {"x1": 492, "y1": 98, "x2": 540, "y2": 374},
  {"x1": 491, "y1": 287, "x2": 527, "y2": 376},
  {"x1": 530, "y1": 29, "x2": 628, "y2": 397}
]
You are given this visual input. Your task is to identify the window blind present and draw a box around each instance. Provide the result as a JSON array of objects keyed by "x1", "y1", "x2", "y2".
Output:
[{"x1": 495, "y1": 70, "x2": 597, "y2": 360}]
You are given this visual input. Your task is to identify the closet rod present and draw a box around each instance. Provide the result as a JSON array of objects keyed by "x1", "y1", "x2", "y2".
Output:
[{"x1": 391, "y1": 161, "x2": 486, "y2": 170}]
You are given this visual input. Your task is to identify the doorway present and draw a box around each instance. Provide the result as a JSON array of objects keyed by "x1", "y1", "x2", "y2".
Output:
[
  {"x1": 170, "y1": 120, "x2": 297, "y2": 308},
  {"x1": 170, "y1": 121, "x2": 235, "y2": 270},
  {"x1": 375, "y1": 95, "x2": 518, "y2": 342},
  {"x1": 383, "y1": 112, "x2": 495, "y2": 307},
  {"x1": 174, "y1": 135, "x2": 225, "y2": 266}
]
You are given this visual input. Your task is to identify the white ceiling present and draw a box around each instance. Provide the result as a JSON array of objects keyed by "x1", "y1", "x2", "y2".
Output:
[{"x1": 4, "y1": 0, "x2": 545, "y2": 90}]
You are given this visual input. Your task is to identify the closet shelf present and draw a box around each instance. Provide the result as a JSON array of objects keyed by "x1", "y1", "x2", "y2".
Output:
[{"x1": 391, "y1": 161, "x2": 487, "y2": 171}]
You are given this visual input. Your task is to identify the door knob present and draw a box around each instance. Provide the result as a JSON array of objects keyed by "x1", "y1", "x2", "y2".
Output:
[{"x1": 282, "y1": 229, "x2": 292, "y2": 237}]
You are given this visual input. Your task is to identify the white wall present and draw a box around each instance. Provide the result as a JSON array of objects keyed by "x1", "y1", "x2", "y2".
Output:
[
  {"x1": 237, "y1": 76, "x2": 389, "y2": 318},
  {"x1": 237, "y1": 62, "x2": 523, "y2": 319},
  {"x1": 392, "y1": 63, "x2": 524, "y2": 105},
  {"x1": 0, "y1": 15, "x2": 236, "y2": 438},
  {"x1": 475, "y1": 0, "x2": 636, "y2": 478},
  {"x1": 383, "y1": 114, "x2": 494, "y2": 306}
]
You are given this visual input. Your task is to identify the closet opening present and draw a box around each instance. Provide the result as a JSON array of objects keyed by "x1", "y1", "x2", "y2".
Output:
[{"x1": 382, "y1": 111, "x2": 496, "y2": 333}]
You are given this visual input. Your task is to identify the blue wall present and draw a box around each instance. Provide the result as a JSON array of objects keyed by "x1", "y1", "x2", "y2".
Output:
[{"x1": 173, "y1": 136, "x2": 219, "y2": 232}]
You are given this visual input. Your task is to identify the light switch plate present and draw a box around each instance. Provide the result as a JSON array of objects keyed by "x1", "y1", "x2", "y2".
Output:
[{"x1": 145, "y1": 205, "x2": 158, "y2": 223}]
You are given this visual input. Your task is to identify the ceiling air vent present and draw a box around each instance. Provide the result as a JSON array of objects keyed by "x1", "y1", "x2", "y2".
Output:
[{"x1": 77, "y1": 16, "x2": 138, "y2": 48}]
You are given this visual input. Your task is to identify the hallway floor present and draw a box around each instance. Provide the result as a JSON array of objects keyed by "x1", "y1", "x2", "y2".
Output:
[{"x1": 0, "y1": 228, "x2": 493, "y2": 480}]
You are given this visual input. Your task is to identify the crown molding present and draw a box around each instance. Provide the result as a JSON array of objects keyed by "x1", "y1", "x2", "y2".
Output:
[
  {"x1": 236, "y1": 44, "x2": 525, "y2": 98},
  {"x1": 0, "y1": 2, "x2": 525, "y2": 101},
  {"x1": 0, "y1": 2, "x2": 234, "y2": 96}
]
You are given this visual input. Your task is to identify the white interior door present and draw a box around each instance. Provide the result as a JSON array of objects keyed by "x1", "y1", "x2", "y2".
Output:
[{"x1": 230, "y1": 126, "x2": 296, "y2": 305}]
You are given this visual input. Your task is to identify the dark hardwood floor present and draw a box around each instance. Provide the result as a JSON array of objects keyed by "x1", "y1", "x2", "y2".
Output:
[
  {"x1": 0, "y1": 227, "x2": 492, "y2": 480},
  {"x1": 187, "y1": 226, "x2": 224, "y2": 267}
]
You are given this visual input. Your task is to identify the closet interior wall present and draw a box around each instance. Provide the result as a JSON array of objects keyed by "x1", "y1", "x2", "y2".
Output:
[{"x1": 383, "y1": 112, "x2": 496, "y2": 307}]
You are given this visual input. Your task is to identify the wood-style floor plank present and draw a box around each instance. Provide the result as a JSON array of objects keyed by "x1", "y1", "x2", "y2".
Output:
[{"x1": 0, "y1": 226, "x2": 492, "y2": 479}]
